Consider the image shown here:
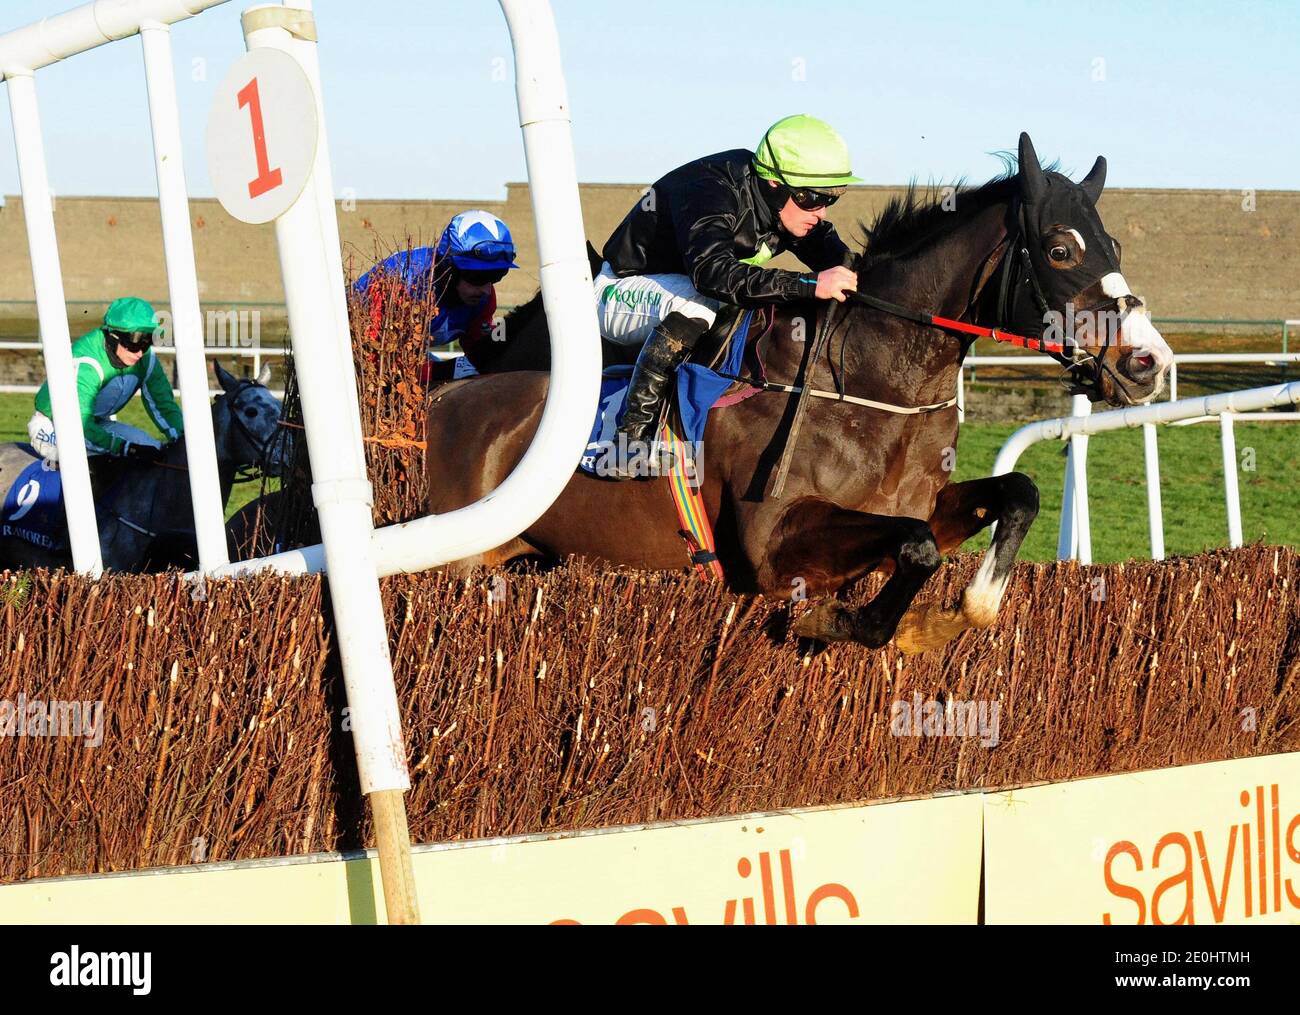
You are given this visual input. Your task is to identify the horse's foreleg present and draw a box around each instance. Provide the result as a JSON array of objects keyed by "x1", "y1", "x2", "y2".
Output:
[
  {"x1": 769, "y1": 504, "x2": 942, "y2": 648},
  {"x1": 894, "y1": 472, "x2": 1039, "y2": 654},
  {"x1": 440, "y1": 536, "x2": 541, "y2": 579}
]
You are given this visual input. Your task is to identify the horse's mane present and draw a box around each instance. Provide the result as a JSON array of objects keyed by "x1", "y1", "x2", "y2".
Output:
[
  {"x1": 503, "y1": 287, "x2": 545, "y2": 329},
  {"x1": 855, "y1": 155, "x2": 1059, "y2": 273}
]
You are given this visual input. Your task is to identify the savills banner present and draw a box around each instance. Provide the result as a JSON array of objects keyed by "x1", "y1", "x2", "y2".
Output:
[{"x1": 983, "y1": 753, "x2": 1300, "y2": 925}]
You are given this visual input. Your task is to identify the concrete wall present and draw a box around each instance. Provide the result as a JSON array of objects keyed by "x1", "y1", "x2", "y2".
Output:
[{"x1": 0, "y1": 184, "x2": 1296, "y2": 320}]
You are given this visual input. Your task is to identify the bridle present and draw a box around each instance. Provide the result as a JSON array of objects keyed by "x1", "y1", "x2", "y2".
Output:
[
  {"x1": 845, "y1": 197, "x2": 1133, "y2": 401},
  {"x1": 223, "y1": 379, "x2": 279, "y2": 482},
  {"x1": 989, "y1": 197, "x2": 1136, "y2": 399},
  {"x1": 761, "y1": 198, "x2": 1138, "y2": 497}
]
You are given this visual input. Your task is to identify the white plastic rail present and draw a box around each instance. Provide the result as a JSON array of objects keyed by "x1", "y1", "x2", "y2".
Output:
[
  {"x1": 207, "y1": 0, "x2": 602, "y2": 580},
  {"x1": 992, "y1": 382, "x2": 1300, "y2": 561}
]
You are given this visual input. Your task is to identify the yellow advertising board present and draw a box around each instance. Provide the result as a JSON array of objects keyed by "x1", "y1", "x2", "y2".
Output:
[
  {"x1": 983, "y1": 752, "x2": 1300, "y2": 925},
  {"x1": 0, "y1": 792, "x2": 983, "y2": 924},
  {"x1": 417, "y1": 792, "x2": 982, "y2": 924}
]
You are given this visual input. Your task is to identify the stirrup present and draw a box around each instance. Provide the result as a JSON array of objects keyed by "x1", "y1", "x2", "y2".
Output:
[{"x1": 599, "y1": 433, "x2": 675, "y2": 480}]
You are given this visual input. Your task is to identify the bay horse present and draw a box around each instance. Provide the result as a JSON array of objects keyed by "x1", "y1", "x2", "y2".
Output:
[
  {"x1": 0, "y1": 362, "x2": 288, "y2": 573},
  {"x1": 424, "y1": 134, "x2": 1172, "y2": 651}
]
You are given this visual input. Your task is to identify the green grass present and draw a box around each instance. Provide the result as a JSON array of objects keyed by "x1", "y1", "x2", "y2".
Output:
[
  {"x1": 1, "y1": 393, "x2": 1295, "y2": 561},
  {"x1": 949, "y1": 420, "x2": 1299, "y2": 561}
]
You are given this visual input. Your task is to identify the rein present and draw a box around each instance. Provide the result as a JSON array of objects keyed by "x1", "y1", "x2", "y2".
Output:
[
  {"x1": 843, "y1": 289, "x2": 1066, "y2": 356},
  {"x1": 756, "y1": 211, "x2": 1107, "y2": 499}
]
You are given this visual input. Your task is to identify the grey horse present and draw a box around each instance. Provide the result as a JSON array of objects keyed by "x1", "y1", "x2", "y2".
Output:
[{"x1": 0, "y1": 361, "x2": 288, "y2": 573}]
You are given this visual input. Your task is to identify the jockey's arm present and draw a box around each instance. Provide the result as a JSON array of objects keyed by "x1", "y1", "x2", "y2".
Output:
[
  {"x1": 675, "y1": 178, "x2": 818, "y2": 307},
  {"x1": 788, "y1": 219, "x2": 852, "y2": 273},
  {"x1": 460, "y1": 289, "x2": 499, "y2": 369},
  {"x1": 138, "y1": 351, "x2": 184, "y2": 443},
  {"x1": 72, "y1": 359, "x2": 125, "y2": 454}
]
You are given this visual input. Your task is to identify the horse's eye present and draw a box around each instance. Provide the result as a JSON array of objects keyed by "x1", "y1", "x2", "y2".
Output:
[
  {"x1": 1049, "y1": 245, "x2": 1069, "y2": 263},
  {"x1": 244, "y1": 408, "x2": 258, "y2": 419}
]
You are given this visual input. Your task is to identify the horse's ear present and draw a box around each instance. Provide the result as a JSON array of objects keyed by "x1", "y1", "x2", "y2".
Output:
[
  {"x1": 1080, "y1": 155, "x2": 1107, "y2": 204},
  {"x1": 1018, "y1": 132, "x2": 1047, "y2": 206},
  {"x1": 213, "y1": 361, "x2": 238, "y2": 393},
  {"x1": 256, "y1": 362, "x2": 272, "y2": 387}
]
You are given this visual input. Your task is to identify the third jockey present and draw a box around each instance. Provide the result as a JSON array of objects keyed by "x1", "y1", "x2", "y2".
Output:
[
  {"x1": 27, "y1": 296, "x2": 182, "y2": 468},
  {"x1": 595, "y1": 114, "x2": 861, "y2": 478},
  {"x1": 354, "y1": 210, "x2": 520, "y2": 383}
]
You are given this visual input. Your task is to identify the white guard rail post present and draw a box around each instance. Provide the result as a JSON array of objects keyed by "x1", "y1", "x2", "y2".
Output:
[
  {"x1": 140, "y1": 19, "x2": 229, "y2": 572},
  {"x1": 1220, "y1": 413, "x2": 1242, "y2": 547},
  {"x1": 236, "y1": 0, "x2": 418, "y2": 924},
  {"x1": 992, "y1": 382, "x2": 1300, "y2": 560},
  {"x1": 3, "y1": 71, "x2": 101, "y2": 575},
  {"x1": 205, "y1": 0, "x2": 603, "y2": 582},
  {"x1": 1142, "y1": 422, "x2": 1165, "y2": 559},
  {"x1": 1056, "y1": 393, "x2": 1093, "y2": 563}
]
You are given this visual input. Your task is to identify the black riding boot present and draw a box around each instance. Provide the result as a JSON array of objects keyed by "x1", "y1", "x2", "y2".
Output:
[{"x1": 606, "y1": 311, "x2": 709, "y2": 480}]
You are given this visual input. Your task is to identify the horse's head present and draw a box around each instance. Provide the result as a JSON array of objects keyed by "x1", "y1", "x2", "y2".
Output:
[
  {"x1": 213, "y1": 361, "x2": 291, "y2": 476},
  {"x1": 1003, "y1": 132, "x2": 1172, "y2": 406}
]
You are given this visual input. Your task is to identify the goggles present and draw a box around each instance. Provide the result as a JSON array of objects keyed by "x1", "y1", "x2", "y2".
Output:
[
  {"x1": 788, "y1": 187, "x2": 840, "y2": 211},
  {"x1": 107, "y1": 329, "x2": 154, "y2": 353},
  {"x1": 759, "y1": 161, "x2": 845, "y2": 212},
  {"x1": 459, "y1": 267, "x2": 508, "y2": 285},
  {"x1": 455, "y1": 238, "x2": 517, "y2": 264}
]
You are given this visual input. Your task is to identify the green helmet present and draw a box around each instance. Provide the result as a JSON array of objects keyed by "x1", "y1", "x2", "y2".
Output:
[
  {"x1": 103, "y1": 296, "x2": 160, "y2": 335},
  {"x1": 753, "y1": 114, "x2": 862, "y2": 189}
]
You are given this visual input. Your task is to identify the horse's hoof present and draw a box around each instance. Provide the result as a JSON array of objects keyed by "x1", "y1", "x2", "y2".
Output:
[
  {"x1": 894, "y1": 603, "x2": 967, "y2": 655},
  {"x1": 790, "y1": 599, "x2": 852, "y2": 643}
]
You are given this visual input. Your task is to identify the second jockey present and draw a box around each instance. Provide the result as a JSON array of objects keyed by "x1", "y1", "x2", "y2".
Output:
[
  {"x1": 595, "y1": 114, "x2": 862, "y2": 478},
  {"x1": 27, "y1": 296, "x2": 183, "y2": 467},
  {"x1": 355, "y1": 210, "x2": 520, "y2": 383}
]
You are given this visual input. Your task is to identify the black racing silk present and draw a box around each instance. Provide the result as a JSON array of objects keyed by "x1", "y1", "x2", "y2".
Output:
[{"x1": 601, "y1": 149, "x2": 850, "y2": 307}]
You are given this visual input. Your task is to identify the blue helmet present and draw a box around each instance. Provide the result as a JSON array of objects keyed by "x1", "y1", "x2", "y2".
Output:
[{"x1": 435, "y1": 210, "x2": 520, "y2": 272}]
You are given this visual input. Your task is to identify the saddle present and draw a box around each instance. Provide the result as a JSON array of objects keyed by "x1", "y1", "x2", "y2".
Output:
[{"x1": 0, "y1": 446, "x2": 155, "y2": 555}]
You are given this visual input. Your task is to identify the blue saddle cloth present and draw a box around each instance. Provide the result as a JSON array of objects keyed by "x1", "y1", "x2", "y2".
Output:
[
  {"x1": 1, "y1": 446, "x2": 67, "y2": 552},
  {"x1": 579, "y1": 310, "x2": 754, "y2": 478}
]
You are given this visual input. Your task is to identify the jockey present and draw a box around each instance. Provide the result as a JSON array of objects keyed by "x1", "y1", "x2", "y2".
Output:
[
  {"x1": 354, "y1": 210, "x2": 520, "y2": 382},
  {"x1": 596, "y1": 114, "x2": 862, "y2": 478},
  {"x1": 27, "y1": 296, "x2": 183, "y2": 467}
]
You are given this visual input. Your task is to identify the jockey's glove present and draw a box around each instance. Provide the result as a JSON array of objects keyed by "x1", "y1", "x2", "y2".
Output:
[{"x1": 124, "y1": 442, "x2": 164, "y2": 466}]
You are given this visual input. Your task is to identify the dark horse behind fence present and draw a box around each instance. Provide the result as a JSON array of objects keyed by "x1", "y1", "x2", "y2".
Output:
[{"x1": 424, "y1": 133, "x2": 1172, "y2": 652}]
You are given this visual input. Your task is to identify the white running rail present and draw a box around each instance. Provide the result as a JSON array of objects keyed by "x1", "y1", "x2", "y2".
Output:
[
  {"x1": 992, "y1": 382, "x2": 1300, "y2": 563},
  {"x1": 956, "y1": 351, "x2": 1300, "y2": 422}
]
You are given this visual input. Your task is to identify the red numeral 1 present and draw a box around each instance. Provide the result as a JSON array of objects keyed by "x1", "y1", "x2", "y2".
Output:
[{"x1": 237, "y1": 77, "x2": 283, "y2": 199}]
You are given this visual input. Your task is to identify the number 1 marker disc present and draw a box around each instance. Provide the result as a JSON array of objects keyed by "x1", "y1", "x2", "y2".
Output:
[{"x1": 206, "y1": 48, "x2": 318, "y2": 224}]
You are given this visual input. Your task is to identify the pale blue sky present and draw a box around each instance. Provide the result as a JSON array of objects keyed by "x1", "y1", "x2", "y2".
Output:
[{"x1": 0, "y1": 0, "x2": 1295, "y2": 200}]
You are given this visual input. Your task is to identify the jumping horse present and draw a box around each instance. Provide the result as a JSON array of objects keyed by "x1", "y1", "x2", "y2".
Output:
[{"x1": 423, "y1": 134, "x2": 1172, "y2": 651}]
